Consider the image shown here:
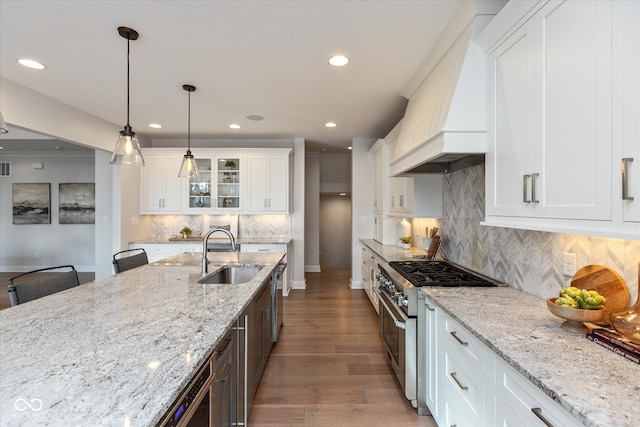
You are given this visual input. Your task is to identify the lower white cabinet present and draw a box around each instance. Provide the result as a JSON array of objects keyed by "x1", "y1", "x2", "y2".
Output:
[
  {"x1": 240, "y1": 243, "x2": 288, "y2": 295},
  {"x1": 421, "y1": 302, "x2": 581, "y2": 427},
  {"x1": 360, "y1": 244, "x2": 382, "y2": 314},
  {"x1": 129, "y1": 243, "x2": 201, "y2": 263},
  {"x1": 494, "y1": 357, "x2": 581, "y2": 427}
]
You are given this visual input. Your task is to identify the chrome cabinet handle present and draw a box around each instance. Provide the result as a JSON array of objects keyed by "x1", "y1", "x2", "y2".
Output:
[
  {"x1": 450, "y1": 372, "x2": 468, "y2": 390},
  {"x1": 622, "y1": 158, "x2": 634, "y2": 201},
  {"x1": 425, "y1": 303, "x2": 435, "y2": 312},
  {"x1": 391, "y1": 196, "x2": 395, "y2": 208},
  {"x1": 523, "y1": 174, "x2": 531, "y2": 203},
  {"x1": 450, "y1": 331, "x2": 468, "y2": 346},
  {"x1": 399, "y1": 195, "x2": 405, "y2": 208},
  {"x1": 531, "y1": 407, "x2": 554, "y2": 427},
  {"x1": 531, "y1": 173, "x2": 540, "y2": 203}
]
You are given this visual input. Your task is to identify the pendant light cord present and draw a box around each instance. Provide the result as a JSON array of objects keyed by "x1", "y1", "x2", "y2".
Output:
[
  {"x1": 187, "y1": 89, "x2": 191, "y2": 151},
  {"x1": 126, "y1": 37, "x2": 131, "y2": 127}
]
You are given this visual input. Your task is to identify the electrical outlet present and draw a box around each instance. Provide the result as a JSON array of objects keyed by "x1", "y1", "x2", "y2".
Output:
[{"x1": 563, "y1": 252, "x2": 577, "y2": 276}]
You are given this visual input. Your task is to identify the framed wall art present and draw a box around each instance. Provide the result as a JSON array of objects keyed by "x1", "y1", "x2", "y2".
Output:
[
  {"x1": 59, "y1": 183, "x2": 95, "y2": 224},
  {"x1": 12, "y1": 183, "x2": 51, "y2": 224}
]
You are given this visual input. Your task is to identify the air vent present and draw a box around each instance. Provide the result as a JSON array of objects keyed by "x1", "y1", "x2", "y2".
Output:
[{"x1": 0, "y1": 162, "x2": 10, "y2": 177}]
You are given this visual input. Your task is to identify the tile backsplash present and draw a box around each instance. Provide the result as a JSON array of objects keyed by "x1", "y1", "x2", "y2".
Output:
[
  {"x1": 144, "y1": 214, "x2": 291, "y2": 241},
  {"x1": 412, "y1": 163, "x2": 639, "y2": 306}
]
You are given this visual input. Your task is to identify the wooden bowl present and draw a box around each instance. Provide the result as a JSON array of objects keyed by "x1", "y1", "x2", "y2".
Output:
[{"x1": 547, "y1": 297, "x2": 607, "y2": 333}]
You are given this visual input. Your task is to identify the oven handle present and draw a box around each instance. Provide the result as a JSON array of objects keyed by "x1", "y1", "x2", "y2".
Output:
[{"x1": 375, "y1": 288, "x2": 407, "y2": 330}]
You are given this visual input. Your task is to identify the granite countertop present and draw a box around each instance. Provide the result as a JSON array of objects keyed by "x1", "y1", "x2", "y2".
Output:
[
  {"x1": 361, "y1": 239, "x2": 639, "y2": 426},
  {"x1": 131, "y1": 237, "x2": 292, "y2": 245},
  {"x1": 0, "y1": 251, "x2": 285, "y2": 427},
  {"x1": 423, "y1": 286, "x2": 640, "y2": 427}
]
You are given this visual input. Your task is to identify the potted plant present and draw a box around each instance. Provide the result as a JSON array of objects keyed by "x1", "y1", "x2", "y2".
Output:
[
  {"x1": 180, "y1": 226, "x2": 192, "y2": 239},
  {"x1": 224, "y1": 160, "x2": 236, "y2": 170},
  {"x1": 399, "y1": 236, "x2": 413, "y2": 249}
]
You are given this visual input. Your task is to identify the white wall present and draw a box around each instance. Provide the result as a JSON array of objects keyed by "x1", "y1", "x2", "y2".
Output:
[
  {"x1": 350, "y1": 138, "x2": 375, "y2": 288},
  {"x1": 319, "y1": 153, "x2": 352, "y2": 193},
  {"x1": 0, "y1": 152, "x2": 96, "y2": 271},
  {"x1": 94, "y1": 150, "x2": 115, "y2": 279},
  {"x1": 305, "y1": 153, "x2": 320, "y2": 272}
]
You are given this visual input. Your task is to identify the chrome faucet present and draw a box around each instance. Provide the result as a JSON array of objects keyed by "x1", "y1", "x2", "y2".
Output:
[{"x1": 202, "y1": 228, "x2": 237, "y2": 274}]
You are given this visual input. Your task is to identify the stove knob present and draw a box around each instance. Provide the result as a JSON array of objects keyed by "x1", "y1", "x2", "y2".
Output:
[{"x1": 401, "y1": 297, "x2": 409, "y2": 307}]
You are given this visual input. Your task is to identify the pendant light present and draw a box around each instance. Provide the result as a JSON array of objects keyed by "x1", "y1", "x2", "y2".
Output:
[
  {"x1": 110, "y1": 26, "x2": 145, "y2": 166},
  {"x1": 178, "y1": 84, "x2": 199, "y2": 178}
]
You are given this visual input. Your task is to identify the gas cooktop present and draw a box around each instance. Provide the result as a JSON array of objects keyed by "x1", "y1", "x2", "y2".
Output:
[{"x1": 388, "y1": 260, "x2": 501, "y2": 287}]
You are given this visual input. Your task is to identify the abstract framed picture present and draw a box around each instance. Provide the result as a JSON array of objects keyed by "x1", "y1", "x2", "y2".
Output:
[
  {"x1": 59, "y1": 183, "x2": 95, "y2": 224},
  {"x1": 12, "y1": 183, "x2": 51, "y2": 224}
]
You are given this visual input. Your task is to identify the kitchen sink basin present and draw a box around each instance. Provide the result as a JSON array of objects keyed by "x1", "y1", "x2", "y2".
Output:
[{"x1": 198, "y1": 265, "x2": 263, "y2": 285}]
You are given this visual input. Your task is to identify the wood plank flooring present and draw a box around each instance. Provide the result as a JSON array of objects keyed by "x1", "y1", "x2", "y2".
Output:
[{"x1": 249, "y1": 270, "x2": 436, "y2": 427}]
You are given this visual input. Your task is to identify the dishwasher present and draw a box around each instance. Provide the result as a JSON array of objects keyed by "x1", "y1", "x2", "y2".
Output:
[{"x1": 158, "y1": 335, "x2": 234, "y2": 427}]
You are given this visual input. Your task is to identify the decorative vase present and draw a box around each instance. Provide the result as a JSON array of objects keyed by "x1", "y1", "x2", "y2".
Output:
[
  {"x1": 609, "y1": 263, "x2": 640, "y2": 344},
  {"x1": 401, "y1": 243, "x2": 410, "y2": 249}
]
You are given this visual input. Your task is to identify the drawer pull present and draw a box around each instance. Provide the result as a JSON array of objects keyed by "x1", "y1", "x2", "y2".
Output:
[
  {"x1": 450, "y1": 331, "x2": 468, "y2": 346},
  {"x1": 450, "y1": 372, "x2": 468, "y2": 390},
  {"x1": 531, "y1": 407, "x2": 554, "y2": 427},
  {"x1": 622, "y1": 158, "x2": 634, "y2": 201},
  {"x1": 426, "y1": 304, "x2": 435, "y2": 312}
]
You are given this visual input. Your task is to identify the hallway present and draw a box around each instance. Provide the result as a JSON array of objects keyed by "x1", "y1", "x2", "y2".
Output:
[{"x1": 249, "y1": 270, "x2": 437, "y2": 426}]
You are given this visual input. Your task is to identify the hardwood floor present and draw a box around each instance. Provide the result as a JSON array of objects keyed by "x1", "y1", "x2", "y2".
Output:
[
  {"x1": 249, "y1": 270, "x2": 436, "y2": 427},
  {"x1": 0, "y1": 271, "x2": 95, "y2": 310}
]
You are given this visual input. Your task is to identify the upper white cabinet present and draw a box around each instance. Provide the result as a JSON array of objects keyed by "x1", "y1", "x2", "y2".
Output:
[
  {"x1": 185, "y1": 156, "x2": 244, "y2": 213},
  {"x1": 140, "y1": 148, "x2": 291, "y2": 215},
  {"x1": 140, "y1": 155, "x2": 183, "y2": 214},
  {"x1": 389, "y1": 176, "x2": 443, "y2": 218},
  {"x1": 480, "y1": 0, "x2": 639, "y2": 239},
  {"x1": 246, "y1": 151, "x2": 290, "y2": 213}
]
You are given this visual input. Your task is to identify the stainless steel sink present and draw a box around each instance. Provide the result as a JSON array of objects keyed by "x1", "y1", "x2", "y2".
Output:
[{"x1": 198, "y1": 265, "x2": 263, "y2": 285}]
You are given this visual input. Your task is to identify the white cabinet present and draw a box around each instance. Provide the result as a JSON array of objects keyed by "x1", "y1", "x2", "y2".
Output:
[
  {"x1": 140, "y1": 156, "x2": 183, "y2": 214},
  {"x1": 371, "y1": 140, "x2": 385, "y2": 215},
  {"x1": 388, "y1": 175, "x2": 443, "y2": 218},
  {"x1": 129, "y1": 243, "x2": 201, "y2": 262},
  {"x1": 360, "y1": 244, "x2": 381, "y2": 314},
  {"x1": 240, "y1": 243, "x2": 288, "y2": 295},
  {"x1": 185, "y1": 156, "x2": 243, "y2": 213},
  {"x1": 481, "y1": 0, "x2": 639, "y2": 239},
  {"x1": 494, "y1": 357, "x2": 581, "y2": 427},
  {"x1": 421, "y1": 303, "x2": 582, "y2": 427},
  {"x1": 487, "y1": 0, "x2": 612, "y2": 221},
  {"x1": 246, "y1": 153, "x2": 289, "y2": 213},
  {"x1": 617, "y1": 0, "x2": 640, "y2": 224}
]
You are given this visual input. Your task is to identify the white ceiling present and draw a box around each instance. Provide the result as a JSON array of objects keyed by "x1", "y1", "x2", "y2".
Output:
[{"x1": 0, "y1": 0, "x2": 465, "y2": 153}]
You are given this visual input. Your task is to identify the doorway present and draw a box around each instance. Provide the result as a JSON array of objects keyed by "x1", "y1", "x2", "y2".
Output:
[{"x1": 319, "y1": 194, "x2": 352, "y2": 270}]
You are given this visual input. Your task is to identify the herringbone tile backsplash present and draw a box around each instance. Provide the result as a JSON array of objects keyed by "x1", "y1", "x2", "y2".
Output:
[{"x1": 413, "y1": 164, "x2": 639, "y2": 305}]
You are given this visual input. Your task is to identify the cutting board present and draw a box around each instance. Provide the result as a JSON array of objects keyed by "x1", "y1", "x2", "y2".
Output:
[{"x1": 570, "y1": 264, "x2": 630, "y2": 324}]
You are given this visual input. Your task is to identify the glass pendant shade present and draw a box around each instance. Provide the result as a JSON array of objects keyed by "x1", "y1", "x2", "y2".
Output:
[
  {"x1": 178, "y1": 149, "x2": 199, "y2": 178},
  {"x1": 111, "y1": 125, "x2": 145, "y2": 165}
]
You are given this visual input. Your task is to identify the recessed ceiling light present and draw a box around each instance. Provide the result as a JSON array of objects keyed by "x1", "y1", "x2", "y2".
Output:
[
  {"x1": 18, "y1": 58, "x2": 46, "y2": 70},
  {"x1": 328, "y1": 55, "x2": 349, "y2": 67},
  {"x1": 148, "y1": 123, "x2": 162, "y2": 129},
  {"x1": 339, "y1": 193, "x2": 347, "y2": 196},
  {"x1": 325, "y1": 122, "x2": 337, "y2": 128},
  {"x1": 229, "y1": 124, "x2": 241, "y2": 129},
  {"x1": 246, "y1": 115, "x2": 264, "y2": 121},
  {"x1": 347, "y1": 146, "x2": 352, "y2": 150}
]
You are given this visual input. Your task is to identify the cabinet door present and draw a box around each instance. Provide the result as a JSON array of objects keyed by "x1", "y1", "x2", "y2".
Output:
[
  {"x1": 487, "y1": 18, "x2": 537, "y2": 217},
  {"x1": 535, "y1": 0, "x2": 612, "y2": 220},
  {"x1": 215, "y1": 156, "x2": 242, "y2": 212},
  {"x1": 619, "y1": 1, "x2": 640, "y2": 223},
  {"x1": 246, "y1": 156, "x2": 268, "y2": 212},
  {"x1": 423, "y1": 301, "x2": 439, "y2": 420},
  {"x1": 186, "y1": 158, "x2": 213, "y2": 212},
  {"x1": 140, "y1": 156, "x2": 183, "y2": 213},
  {"x1": 267, "y1": 155, "x2": 288, "y2": 212}
]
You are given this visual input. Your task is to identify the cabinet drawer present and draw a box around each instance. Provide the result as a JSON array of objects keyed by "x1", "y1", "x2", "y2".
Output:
[
  {"x1": 441, "y1": 314, "x2": 489, "y2": 370},
  {"x1": 495, "y1": 357, "x2": 582, "y2": 427},
  {"x1": 131, "y1": 244, "x2": 174, "y2": 255},
  {"x1": 442, "y1": 350, "x2": 486, "y2": 422}
]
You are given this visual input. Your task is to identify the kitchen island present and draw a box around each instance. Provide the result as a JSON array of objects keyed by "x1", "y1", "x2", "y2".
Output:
[{"x1": 0, "y1": 250, "x2": 285, "y2": 426}]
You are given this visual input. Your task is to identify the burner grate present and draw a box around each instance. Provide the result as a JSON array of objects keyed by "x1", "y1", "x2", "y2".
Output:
[{"x1": 389, "y1": 261, "x2": 498, "y2": 287}]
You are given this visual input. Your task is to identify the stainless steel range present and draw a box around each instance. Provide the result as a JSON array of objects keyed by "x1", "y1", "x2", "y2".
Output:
[{"x1": 375, "y1": 260, "x2": 502, "y2": 408}]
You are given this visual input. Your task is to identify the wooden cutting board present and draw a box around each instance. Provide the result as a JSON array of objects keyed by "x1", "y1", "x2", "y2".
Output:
[{"x1": 570, "y1": 264, "x2": 630, "y2": 324}]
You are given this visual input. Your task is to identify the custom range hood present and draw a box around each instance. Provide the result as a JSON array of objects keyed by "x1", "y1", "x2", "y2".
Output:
[{"x1": 389, "y1": 14, "x2": 493, "y2": 176}]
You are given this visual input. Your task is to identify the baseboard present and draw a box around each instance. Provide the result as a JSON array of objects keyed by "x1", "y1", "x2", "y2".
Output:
[
  {"x1": 1, "y1": 265, "x2": 95, "y2": 273},
  {"x1": 291, "y1": 279, "x2": 307, "y2": 290},
  {"x1": 305, "y1": 265, "x2": 321, "y2": 272},
  {"x1": 350, "y1": 279, "x2": 363, "y2": 289}
]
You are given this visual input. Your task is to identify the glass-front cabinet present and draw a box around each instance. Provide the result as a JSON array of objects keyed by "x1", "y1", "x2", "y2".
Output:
[{"x1": 186, "y1": 156, "x2": 243, "y2": 213}]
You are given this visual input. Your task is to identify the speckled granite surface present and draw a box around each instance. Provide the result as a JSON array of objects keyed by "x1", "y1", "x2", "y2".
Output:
[
  {"x1": 0, "y1": 251, "x2": 284, "y2": 427},
  {"x1": 423, "y1": 286, "x2": 640, "y2": 427},
  {"x1": 131, "y1": 237, "x2": 292, "y2": 245},
  {"x1": 360, "y1": 238, "x2": 428, "y2": 261}
]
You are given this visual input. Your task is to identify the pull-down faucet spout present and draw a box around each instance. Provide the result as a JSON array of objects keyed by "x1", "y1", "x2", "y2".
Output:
[{"x1": 202, "y1": 228, "x2": 236, "y2": 274}]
